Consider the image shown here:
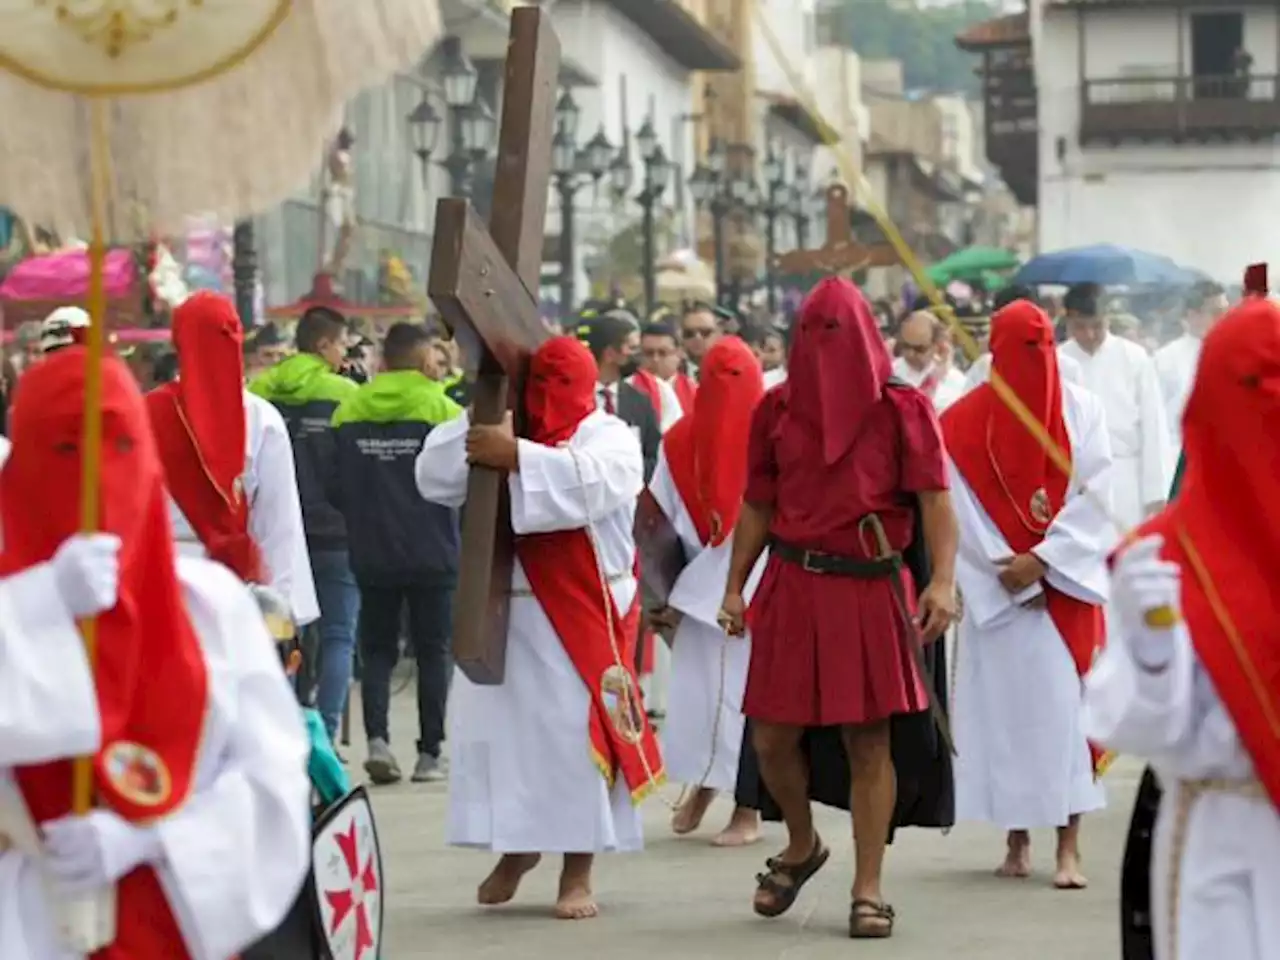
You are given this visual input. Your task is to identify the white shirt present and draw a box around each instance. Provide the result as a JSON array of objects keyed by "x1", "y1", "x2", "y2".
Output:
[
  {"x1": 762, "y1": 367, "x2": 788, "y2": 390},
  {"x1": 1153, "y1": 332, "x2": 1202, "y2": 448},
  {"x1": 169, "y1": 391, "x2": 319, "y2": 626}
]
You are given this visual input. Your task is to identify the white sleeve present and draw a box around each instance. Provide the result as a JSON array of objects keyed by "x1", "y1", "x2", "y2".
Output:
[
  {"x1": 1034, "y1": 391, "x2": 1118, "y2": 605},
  {"x1": 655, "y1": 378, "x2": 684, "y2": 433},
  {"x1": 1137, "y1": 355, "x2": 1172, "y2": 509},
  {"x1": 415, "y1": 411, "x2": 472, "y2": 509},
  {"x1": 510, "y1": 416, "x2": 644, "y2": 535},
  {"x1": 0, "y1": 564, "x2": 101, "y2": 765},
  {"x1": 648, "y1": 446, "x2": 679, "y2": 521},
  {"x1": 1083, "y1": 619, "x2": 1197, "y2": 760},
  {"x1": 248, "y1": 399, "x2": 319, "y2": 626},
  {"x1": 155, "y1": 579, "x2": 312, "y2": 960}
]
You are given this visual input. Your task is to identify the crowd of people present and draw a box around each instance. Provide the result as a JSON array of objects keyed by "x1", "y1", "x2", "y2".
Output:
[{"x1": 0, "y1": 260, "x2": 1272, "y2": 959}]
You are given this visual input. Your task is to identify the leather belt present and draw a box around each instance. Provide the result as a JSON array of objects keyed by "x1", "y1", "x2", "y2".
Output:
[
  {"x1": 510, "y1": 570, "x2": 629, "y2": 598},
  {"x1": 772, "y1": 539, "x2": 901, "y2": 578}
]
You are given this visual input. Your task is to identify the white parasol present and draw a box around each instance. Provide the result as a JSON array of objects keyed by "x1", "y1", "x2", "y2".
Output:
[{"x1": 0, "y1": 2, "x2": 443, "y2": 949}]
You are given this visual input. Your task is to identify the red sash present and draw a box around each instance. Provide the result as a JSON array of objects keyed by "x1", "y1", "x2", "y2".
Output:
[
  {"x1": 516, "y1": 528, "x2": 664, "y2": 800},
  {"x1": 672, "y1": 373, "x2": 697, "y2": 412},
  {"x1": 147, "y1": 387, "x2": 267, "y2": 583},
  {"x1": 628, "y1": 370, "x2": 663, "y2": 419}
]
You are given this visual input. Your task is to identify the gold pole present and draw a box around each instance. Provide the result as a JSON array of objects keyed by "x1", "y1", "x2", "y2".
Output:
[{"x1": 72, "y1": 97, "x2": 111, "y2": 815}]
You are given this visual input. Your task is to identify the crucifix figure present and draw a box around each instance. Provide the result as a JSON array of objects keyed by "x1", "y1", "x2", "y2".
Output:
[
  {"x1": 772, "y1": 183, "x2": 898, "y2": 276},
  {"x1": 428, "y1": 8, "x2": 559, "y2": 684}
]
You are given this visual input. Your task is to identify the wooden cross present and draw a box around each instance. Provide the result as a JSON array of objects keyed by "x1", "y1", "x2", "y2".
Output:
[
  {"x1": 772, "y1": 184, "x2": 899, "y2": 276},
  {"x1": 428, "y1": 8, "x2": 559, "y2": 685}
]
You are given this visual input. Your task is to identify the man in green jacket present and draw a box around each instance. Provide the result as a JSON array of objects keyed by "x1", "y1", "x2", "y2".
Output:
[
  {"x1": 329, "y1": 322, "x2": 463, "y2": 784},
  {"x1": 249, "y1": 307, "x2": 359, "y2": 742}
]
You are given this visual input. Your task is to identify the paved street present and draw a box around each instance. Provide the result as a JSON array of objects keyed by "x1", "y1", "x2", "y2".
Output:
[{"x1": 351, "y1": 683, "x2": 1136, "y2": 959}]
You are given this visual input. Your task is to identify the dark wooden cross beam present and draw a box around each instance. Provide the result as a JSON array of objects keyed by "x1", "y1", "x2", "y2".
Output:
[
  {"x1": 772, "y1": 184, "x2": 899, "y2": 276},
  {"x1": 428, "y1": 8, "x2": 559, "y2": 685}
]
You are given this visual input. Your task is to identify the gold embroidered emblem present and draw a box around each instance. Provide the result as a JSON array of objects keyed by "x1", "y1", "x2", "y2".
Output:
[
  {"x1": 1029, "y1": 487, "x2": 1052, "y2": 525},
  {"x1": 600, "y1": 666, "x2": 644, "y2": 745},
  {"x1": 36, "y1": 1, "x2": 199, "y2": 60},
  {"x1": 103, "y1": 740, "x2": 172, "y2": 807}
]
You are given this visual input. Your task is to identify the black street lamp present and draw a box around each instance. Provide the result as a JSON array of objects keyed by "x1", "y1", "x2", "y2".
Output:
[
  {"x1": 439, "y1": 35, "x2": 492, "y2": 197},
  {"x1": 689, "y1": 138, "x2": 749, "y2": 307},
  {"x1": 757, "y1": 143, "x2": 791, "y2": 313},
  {"x1": 792, "y1": 157, "x2": 814, "y2": 250},
  {"x1": 232, "y1": 219, "x2": 256, "y2": 330},
  {"x1": 613, "y1": 117, "x2": 671, "y2": 317},
  {"x1": 552, "y1": 90, "x2": 611, "y2": 316},
  {"x1": 407, "y1": 97, "x2": 443, "y2": 189}
]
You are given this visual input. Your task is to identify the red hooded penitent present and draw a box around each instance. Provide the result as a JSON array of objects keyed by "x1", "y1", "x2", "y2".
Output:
[
  {"x1": 513, "y1": 337, "x2": 665, "y2": 797},
  {"x1": 664, "y1": 335, "x2": 764, "y2": 546},
  {"x1": 5, "y1": 349, "x2": 209, "y2": 959},
  {"x1": 146, "y1": 291, "x2": 265, "y2": 583},
  {"x1": 1130, "y1": 294, "x2": 1280, "y2": 810},
  {"x1": 940, "y1": 300, "x2": 1106, "y2": 767}
]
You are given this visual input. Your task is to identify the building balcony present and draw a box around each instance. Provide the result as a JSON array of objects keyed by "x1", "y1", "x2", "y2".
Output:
[{"x1": 1080, "y1": 73, "x2": 1280, "y2": 144}]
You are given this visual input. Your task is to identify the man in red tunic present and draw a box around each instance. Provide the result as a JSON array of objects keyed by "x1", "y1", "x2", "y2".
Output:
[{"x1": 721, "y1": 277, "x2": 959, "y2": 939}]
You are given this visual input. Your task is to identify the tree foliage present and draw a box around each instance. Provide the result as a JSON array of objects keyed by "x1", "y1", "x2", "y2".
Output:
[{"x1": 827, "y1": 0, "x2": 1002, "y2": 95}]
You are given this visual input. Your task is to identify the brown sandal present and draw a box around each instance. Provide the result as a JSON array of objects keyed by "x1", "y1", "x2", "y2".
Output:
[
  {"x1": 849, "y1": 898, "x2": 895, "y2": 938},
  {"x1": 752, "y1": 836, "x2": 830, "y2": 918}
]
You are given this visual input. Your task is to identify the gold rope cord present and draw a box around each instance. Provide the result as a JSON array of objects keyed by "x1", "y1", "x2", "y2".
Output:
[{"x1": 72, "y1": 95, "x2": 112, "y2": 814}]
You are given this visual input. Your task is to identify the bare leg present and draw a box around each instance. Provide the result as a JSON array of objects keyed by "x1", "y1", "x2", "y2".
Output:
[
  {"x1": 477, "y1": 853, "x2": 542, "y2": 906},
  {"x1": 711, "y1": 806, "x2": 761, "y2": 847},
  {"x1": 555, "y1": 853, "x2": 599, "y2": 920},
  {"x1": 996, "y1": 829, "x2": 1032, "y2": 878},
  {"x1": 751, "y1": 722, "x2": 818, "y2": 913},
  {"x1": 1054, "y1": 815, "x2": 1088, "y2": 889},
  {"x1": 671, "y1": 786, "x2": 717, "y2": 835},
  {"x1": 842, "y1": 722, "x2": 896, "y2": 936}
]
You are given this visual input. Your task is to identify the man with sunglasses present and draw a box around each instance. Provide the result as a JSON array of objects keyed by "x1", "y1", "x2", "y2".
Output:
[
  {"x1": 893, "y1": 310, "x2": 967, "y2": 412},
  {"x1": 679, "y1": 303, "x2": 722, "y2": 380}
]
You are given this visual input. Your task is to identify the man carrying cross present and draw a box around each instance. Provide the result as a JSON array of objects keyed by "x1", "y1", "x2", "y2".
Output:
[{"x1": 415, "y1": 336, "x2": 663, "y2": 920}]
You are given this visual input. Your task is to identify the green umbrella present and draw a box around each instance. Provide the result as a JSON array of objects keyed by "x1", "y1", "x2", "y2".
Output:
[{"x1": 927, "y1": 246, "x2": 1021, "y2": 285}]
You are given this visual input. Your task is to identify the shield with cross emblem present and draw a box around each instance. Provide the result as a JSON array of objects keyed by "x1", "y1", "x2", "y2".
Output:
[{"x1": 312, "y1": 786, "x2": 384, "y2": 960}]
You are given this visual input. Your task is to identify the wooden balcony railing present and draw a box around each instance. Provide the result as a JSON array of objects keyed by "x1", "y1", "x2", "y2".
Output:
[{"x1": 1080, "y1": 73, "x2": 1280, "y2": 143}]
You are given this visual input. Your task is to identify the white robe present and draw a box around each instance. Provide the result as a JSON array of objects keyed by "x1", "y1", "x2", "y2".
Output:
[
  {"x1": 762, "y1": 367, "x2": 787, "y2": 390},
  {"x1": 415, "y1": 410, "x2": 648, "y2": 854},
  {"x1": 1153, "y1": 333, "x2": 1201, "y2": 453},
  {"x1": 1059, "y1": 335, "x2": 1171, "y2": 530},
  {"x1": 950, "y1": 382, "x2": 1113, "y2": 830},
  {"x1": 0, "y1": 557, "x2": 312, "y2": 960},
  {"x1": 648, "y1": 450, "x2": 764, "y2": 792},
  {"x1": 1084, "y1": 617, "x2": 1280, "y2": 960},
  {"x1": 169, "y1": 391, "x2": 319, "y2": 626}
]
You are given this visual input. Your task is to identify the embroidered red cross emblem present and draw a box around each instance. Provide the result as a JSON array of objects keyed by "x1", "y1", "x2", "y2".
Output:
[{"x1": 323, "y1": 820, "x2": 379, "y2": 959}]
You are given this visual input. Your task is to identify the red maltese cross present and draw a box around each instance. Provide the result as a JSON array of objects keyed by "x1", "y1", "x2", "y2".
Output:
[{"x1": 323, "y1": 820, "x2": 379, "y2": 959}]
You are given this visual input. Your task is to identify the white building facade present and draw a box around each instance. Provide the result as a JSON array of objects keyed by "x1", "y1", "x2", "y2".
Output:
[{"x1": 1035, "y1": 0, "x2": 1280, "y2": 281}]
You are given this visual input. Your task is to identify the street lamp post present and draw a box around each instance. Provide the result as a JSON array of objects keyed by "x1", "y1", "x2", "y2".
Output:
[
  {"x1": 793, "y1": 157, "x2": 812, "y2": 250},
  {"x1": 609, "y1": 118, "x2": 671, "y2": 318},
  {"x1": 758, "y1": 144, "x2": 789, "y2": 313},
  {"x1": 552, "y1": 90, "x2": 611, "y2": 317},
  {"x1": 689, "y1": 138, "x2": 749, "y2": 307},
  {"x1": 407, "y1": 96, "x2": 443, "y2": 189},
  {"x1": 232, "y1": 219, "x2": 256, "y2": 330},
  {"x1": 439, "y1": 35, "x2": 488, "y2": 197}
]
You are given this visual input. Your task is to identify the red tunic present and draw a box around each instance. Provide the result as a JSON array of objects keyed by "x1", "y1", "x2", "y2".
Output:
[{"x1": 742, "y1": 384, "x2": 947, "y2": 726}]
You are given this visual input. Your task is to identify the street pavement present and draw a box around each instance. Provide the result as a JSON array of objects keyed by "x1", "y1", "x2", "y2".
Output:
[{"x1": 351, "y1": 684, "x2": 1137, "y2": 959}]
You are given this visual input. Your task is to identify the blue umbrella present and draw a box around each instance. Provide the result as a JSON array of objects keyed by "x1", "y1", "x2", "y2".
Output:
[{"x1": 1012, "y1": 244, "x2": 1195, "y2": 287}]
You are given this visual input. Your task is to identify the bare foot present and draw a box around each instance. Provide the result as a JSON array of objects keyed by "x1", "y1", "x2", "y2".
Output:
[
  {"x1": 555, "y1": 872, "x2": 599, "y2": 920},
  {"x1": 711, "y1": 807, "x2": 761, "y2": 847},
  {"x1": 477, "y1": 853, "x2": 541, "y2": 906},
  {"x1": 995, "y1": 834, "x2": 1031, "y2": 879},
  {"x1": 671, "y1": 787, "x2": 716, "y2": 836},
  {"x1": 1053, "y1": 851, "x2": 1088, "y2": 890}
]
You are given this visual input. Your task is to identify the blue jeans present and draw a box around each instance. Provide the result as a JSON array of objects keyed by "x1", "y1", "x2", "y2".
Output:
[{"x1": 311, "y1": 548, "x2": 361, "y2": 740}]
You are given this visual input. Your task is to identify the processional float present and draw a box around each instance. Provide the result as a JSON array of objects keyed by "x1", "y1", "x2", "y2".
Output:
[{"x1": 0, "y1": 2, "x2": 442, "y2": 957}]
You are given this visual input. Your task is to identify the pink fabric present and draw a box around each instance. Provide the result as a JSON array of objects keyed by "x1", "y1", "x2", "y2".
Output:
[
  {"x1": 0, "y1": 248, "x2": 136, "y2": 300},
  {"x1": 742, "y1": 385, "x2": 947, "y2": 726}
]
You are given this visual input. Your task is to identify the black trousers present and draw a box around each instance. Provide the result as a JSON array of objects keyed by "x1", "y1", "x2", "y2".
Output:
[{"x1": 358, "y1": 576, "x2": 454, "y2": 757}]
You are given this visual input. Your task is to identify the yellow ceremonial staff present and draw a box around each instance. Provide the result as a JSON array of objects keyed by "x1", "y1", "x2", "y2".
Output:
[{"x1": 72, "y1": 98, "x2": 113, "y2": 815}]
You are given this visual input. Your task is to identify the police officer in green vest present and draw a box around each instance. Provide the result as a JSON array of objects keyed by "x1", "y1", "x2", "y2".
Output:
[{"x1": 329, "y1": 322, "x2": 463, "y2": 785}]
